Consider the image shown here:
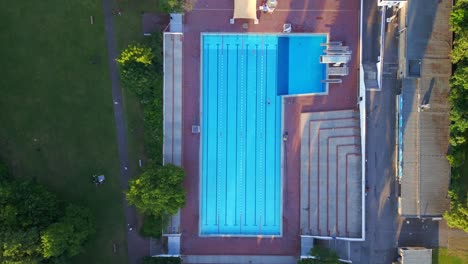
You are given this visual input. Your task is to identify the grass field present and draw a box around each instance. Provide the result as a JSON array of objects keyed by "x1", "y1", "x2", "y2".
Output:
[
  {"x1": 433, "y1": 248, "x2": 468, "y2": 264},
  {"x1": 0, "y1": 1, "x2": 127, "y2": 263}
]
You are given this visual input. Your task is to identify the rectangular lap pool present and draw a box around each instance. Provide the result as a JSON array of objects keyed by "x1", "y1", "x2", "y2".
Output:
[{"x1": 200, "y1": 34, "x2": 327, "y2": 236}]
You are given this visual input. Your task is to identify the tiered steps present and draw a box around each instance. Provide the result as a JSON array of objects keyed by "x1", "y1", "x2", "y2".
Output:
[{"x1": 300, "y1": 110, "x2": 362, "y2": 238}]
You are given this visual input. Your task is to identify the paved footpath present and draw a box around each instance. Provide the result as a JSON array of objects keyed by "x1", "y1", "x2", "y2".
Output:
[{"x1": 101, "y1": 0, "x2": 150, "y2": 262}]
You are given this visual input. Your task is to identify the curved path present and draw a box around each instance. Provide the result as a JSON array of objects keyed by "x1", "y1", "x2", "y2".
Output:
[{"x1": 101, "y1": 0, "x2": 150, "y2": 262}]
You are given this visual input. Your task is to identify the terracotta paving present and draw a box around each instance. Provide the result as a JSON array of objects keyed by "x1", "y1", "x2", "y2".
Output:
[{"x1": 180, "y1": 0, "x2": 360, "y2": 256}]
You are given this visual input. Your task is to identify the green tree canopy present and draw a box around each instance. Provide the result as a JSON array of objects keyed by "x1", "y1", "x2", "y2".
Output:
[
  {"x1": 451, "y1": 32, "x2": 468, "y2": 63},
  {"x1": 116, "y1": 43, "x2": 158, "y2": 97},
  {"x1": 445, "y1": 0, "x2": 468, "y2": 232},
  {"x1": 0, "y1": 163, "x2": 95, "y2": 263},
  {"x1": 41, "y1": 222, "x2": 73, "y2": 258},
  {"x1": 0, "y1": 228, "x2": 41, "y2": 264},
  {"x1": 126, "y1": 164, "x2": 186, "y2": 217},
  {"x1": 0, "y1": 180, "x2": 61, "y2": 232},
  {"x1": 116, "y1": 44, "x2": 154, "y2": 65},
  {"x1": 160, "y1": 0, "x2": 184, "y2": 13},
  {"x1": 444, "y1": 184, "x2": 468, "y2": 232},
  {"x1": 41, "y1": 205, "x2": 95, "y2": 258},
  {"x1": 451, "y1": 0, "x2": 468, "y2": 34}
]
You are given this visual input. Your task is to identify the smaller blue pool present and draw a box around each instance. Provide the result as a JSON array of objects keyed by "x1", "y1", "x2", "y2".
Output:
[{"x1": 277, "y1": 35, "x2": 328, "y2": 95}]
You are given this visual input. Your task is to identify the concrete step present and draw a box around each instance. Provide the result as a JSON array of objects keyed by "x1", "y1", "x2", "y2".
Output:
[
  {"x1": 318, "y1": 128, "x2": 359, "y2": 237},
  {"x1": 347, "y1": 155, "x2": 362, "y2": 237},
  {"x1": 301, "y1": 110, "x2": 359, "y2": 124},
  {"x1": 327, "y1": 138, "x2": 360, "y2": 237},
  {"x1": 336, "y1": 145, "x2": 361, "y2": 237}
]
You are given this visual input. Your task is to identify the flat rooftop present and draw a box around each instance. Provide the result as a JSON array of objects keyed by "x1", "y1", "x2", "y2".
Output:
[
  {"x1": 398, "y1": 0, "x2": 451, "y2": 217},
  {"x1": 399, "y1": 78, "x2": 450, "y2": 217}
]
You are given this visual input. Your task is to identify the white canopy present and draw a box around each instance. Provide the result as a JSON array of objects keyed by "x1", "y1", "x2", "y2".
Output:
[{"x1": 232, "y1": 0, "x2": 258, "y2": 22}]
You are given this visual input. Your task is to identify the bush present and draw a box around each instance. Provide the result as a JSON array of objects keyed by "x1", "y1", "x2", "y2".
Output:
[
  {"x1": 142, "y1": 256, "x2": 182, "y2": 264},
  {"x1": 140, "y1": 214, "x2": 165, "y2": 238},
  {"x1": 444, "y1": 188, "x2": 468, "y2": 232},
  {"x1": 298, "y1": 259, "x2": 316, "y2": 264},
  {"x1": 143, "y1": 85, "x2": 164, "y2": 165},
  {"x1": 298, "y1": 246, "x2": 340, "y2": 264},
  {"x1": 160, "y1": 0, "x2": 184, "y2": 13}
]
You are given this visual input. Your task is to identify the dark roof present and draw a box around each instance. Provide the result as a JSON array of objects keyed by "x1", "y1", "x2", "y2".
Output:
[
  {"x1": 399, "y1": 0, "x2": 452, "y2": 218},
  {"x1": 400, "y1": 78, "x2": 450, "y2": 217}
]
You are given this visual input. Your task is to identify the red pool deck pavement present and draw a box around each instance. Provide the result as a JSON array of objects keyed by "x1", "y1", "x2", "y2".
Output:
[{"x1": 180, "y1": 0, "x2": 360, "y2": 255}]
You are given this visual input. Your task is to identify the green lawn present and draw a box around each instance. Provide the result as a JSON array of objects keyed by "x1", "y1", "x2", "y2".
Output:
[
  {"x1": 113, "y1": 0, "x2": 161, "y2": 49},
  {"x1": 0, "y1": 1, "x2": 127, "y2": 263},
  {"x1": 433, "y1": 248, "x2": 468, "y2": 264}
]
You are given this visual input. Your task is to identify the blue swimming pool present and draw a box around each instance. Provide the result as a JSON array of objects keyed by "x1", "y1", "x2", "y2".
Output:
[
  {"x1": 200, "y1": 34, "x2": 326, "y2": 236},
  {"x1": 277, "y1": 35, "x2": 328, "y2": 95}
]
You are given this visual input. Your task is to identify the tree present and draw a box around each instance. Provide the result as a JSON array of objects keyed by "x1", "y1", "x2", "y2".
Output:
[
  {"x1": 41, "y1": 222, "x2": 72, "y2": 258},
  {"x1": 160, "y1": 0, "x2": 184, "y2": 13},
  {"x1": 444, "y1": 185, "x2": 468, "y2": 232},
  {"x1": 447, "y1": 147, "x2": 465, "y2": 168},
  {"x1": 41, "y1": 205, "x2": 95, "y2": 258},
  {"x1": 159, "y1": 0, "x2": 196, "y2": 13},
  {"x1": 117, "y1": 44, "x2": 158, "y2": 97},
  {"x1": 117, "y1": 43, "x2": 154, "y2": 65},
  {"x1": 444, "y1": 202, "x2": 468, "y2": 232},
  {"x1": 60, "y1": 204, "x2": 95, "y2": 257},
  {"x1": 451, "y1": 32, "x2": 468, "y2": 63},
  {"x1": 445, "y1": 1, "x2": 468, "y2": 232},
  {"x1": 0, "y1": 180, "x2": 61, "y2": 231},
  {"x1": 0, "y1": 228, "x2": 42, "y2": 263},
  {"x1": 0, "y1": 162, "x2": 95, "y2": 262},
  {"x1": 451, "y1": 1, "x2": 468, "y2": 34},
  {"x1": 126, "y1": 164, "x2": 186, "y2": 217}
]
